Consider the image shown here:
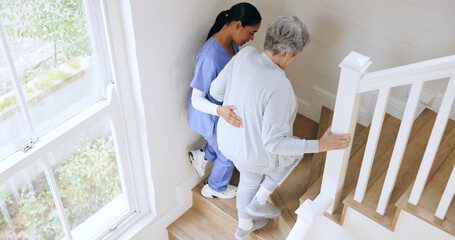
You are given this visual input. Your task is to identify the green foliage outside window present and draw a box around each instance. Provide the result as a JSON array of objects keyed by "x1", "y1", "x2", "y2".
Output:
[
  {"x1": 0, "y1": 0, "x2": 92, "y2": 65},
  {"x1": 0, "y1": 0, "x2": 92, "y2": 96},
  {"x1": 0, "y1": 136, "x2": 122, "y2": 239}
]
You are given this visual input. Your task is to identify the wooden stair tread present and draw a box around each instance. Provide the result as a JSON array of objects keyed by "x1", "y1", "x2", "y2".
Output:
[
  {"x1": 396, "y1": 126, "x2": 455, "y2": 236},
  {"x1": 346, "y1": 109, "x2": 437, "y2": 230},
  {"x1": 168, "y1": 208, "x2": 235, "y2": 240},
  {"x1": 168, "y1": 223, "x2": 193, "y2": 240},
  {"x1": 192, "y1": 182, "x2": 289, "y2": 240}
]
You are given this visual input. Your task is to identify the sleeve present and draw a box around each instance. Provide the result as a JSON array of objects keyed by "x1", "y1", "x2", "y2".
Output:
[
  {"x1": 210, "y1": 56, "x2": 234, "y2": 102},
  {"x1": 191, "y1": 88, "x2": 219, "y2": 116},
  {"x1": 190, "y1": 56, "x2": 217, "y2": 94},
  {"x1": 261, "y1": 86, "x2": 319, "y2": 155}
]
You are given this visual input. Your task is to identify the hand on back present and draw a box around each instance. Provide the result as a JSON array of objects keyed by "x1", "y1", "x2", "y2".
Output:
[{"x1": 217, "y1": 105, "x2": 243, "y2": 128}]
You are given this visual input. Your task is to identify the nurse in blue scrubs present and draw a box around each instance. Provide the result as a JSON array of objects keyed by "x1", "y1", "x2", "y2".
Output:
[{"x1": 187, "y1": 2, "x2": 261, "y2": 199}]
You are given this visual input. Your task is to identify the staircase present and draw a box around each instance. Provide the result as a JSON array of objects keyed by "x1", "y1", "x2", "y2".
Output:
[
  {"x1": 291, "y1": 51, "x2": 455, "y2": 239},
  {"x1": 169, "y1": 52, "x2": 455, "y2": 239},
  {"x1": 169, "y1": 105, "x2": 455, "y2": 239},
  {"x1": 300, "y1": 106, "x2": 455, "y2": 235}
]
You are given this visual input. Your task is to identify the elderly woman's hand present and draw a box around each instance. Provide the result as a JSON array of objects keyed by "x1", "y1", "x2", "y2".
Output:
[
  {"x1": 217, "y1": 106, "x2": 243, "y2": 128},
  {"x1": 318, "y1": 126, "x2": 351, "y2": 152}
]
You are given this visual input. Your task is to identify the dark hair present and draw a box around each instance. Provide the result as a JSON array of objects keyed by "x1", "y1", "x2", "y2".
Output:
[{"x1": 207, "y1": 2, "x2": 262, "y2": 40}]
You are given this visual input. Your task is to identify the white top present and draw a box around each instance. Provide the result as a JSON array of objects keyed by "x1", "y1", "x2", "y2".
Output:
[
  {"x1": 191, "y1": 88, "x2": 218, "y2": 116},
  {"x1": 210, "y1": 46, "x2": 318, "y2": 174}
]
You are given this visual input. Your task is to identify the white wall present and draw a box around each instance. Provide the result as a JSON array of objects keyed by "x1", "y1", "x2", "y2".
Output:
[
  {"x1": 123, "y1": 0, "x2": 287, "y2": 238},
  {"x1": 308, "y1": 207, "x2": 454, "y2": 240},
  {"x1": 284, "y1": 0, "x2": 455, "y2": 123}
]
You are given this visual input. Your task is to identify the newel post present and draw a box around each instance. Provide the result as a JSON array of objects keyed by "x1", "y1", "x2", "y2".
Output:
[{"x1": 321, "y1": 51, "x2": 372, "y2": 214}]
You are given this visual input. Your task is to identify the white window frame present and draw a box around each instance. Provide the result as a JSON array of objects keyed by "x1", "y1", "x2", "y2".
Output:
[{"x1": 0, "y1": 0, "x2": 154, "y2": 239}]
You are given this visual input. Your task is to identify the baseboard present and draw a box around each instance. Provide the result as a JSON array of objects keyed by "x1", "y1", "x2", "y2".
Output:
[
  {"x1": 149, "y1": 171, "x2": 202, "y2": 240},
  {"x1": 297, "y1": 86, "x2": 373, "y2": 127},
  {"x1": 297, "y1": 85, "x2": 454, "y2": 127},
  {"x1": 297, "y1": 97, "x2": 313, "y2": 121}
]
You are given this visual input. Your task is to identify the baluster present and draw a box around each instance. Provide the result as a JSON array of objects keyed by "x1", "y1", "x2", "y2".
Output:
[
  {"x1": 409, "y1": 76, "x2": 455, "y2": 205},
  {"x1": 354, "y1": 87, "x2": 391, "y2": 203},
  {"x1": 376, "y1": 82, "x2": 423, "y2": 215},
  {"x1": 435, "y1": 165, "x2": 455, "y2": 219}
]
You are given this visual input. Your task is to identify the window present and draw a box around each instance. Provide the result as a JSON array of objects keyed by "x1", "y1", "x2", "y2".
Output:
[{"x1": 0, "y1": 0, "x2": 150, "y2": 239}]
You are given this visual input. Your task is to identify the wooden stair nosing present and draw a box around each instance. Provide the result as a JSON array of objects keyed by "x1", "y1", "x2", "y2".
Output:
[
  {"x1": 168, "y1": 223, "x2": 194, "y2": 240},
  {"x1": 169, "y1": 208, "x2": 235, "y2": 240}
]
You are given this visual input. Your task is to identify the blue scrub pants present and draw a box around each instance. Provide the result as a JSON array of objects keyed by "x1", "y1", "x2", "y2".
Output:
[{"x1": 203, "y1": 134, "x2": 234, "y2": 192}]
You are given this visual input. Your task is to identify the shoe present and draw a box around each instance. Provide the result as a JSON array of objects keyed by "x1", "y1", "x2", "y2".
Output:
[
  {"x1": 189, "y1": 149, "x2": 208, "y2": 177},
  {"x1": 235, "y1": 218, "x2": 268, "y2": 239},
  {"x1": 245, "y1": 198, "x2": 281, "y2": 218},
  {"x1": 201, "y1": 182, "x2": 237, "y2": 199}
]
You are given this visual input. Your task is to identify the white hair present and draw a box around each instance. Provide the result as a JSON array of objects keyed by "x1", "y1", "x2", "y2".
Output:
[{"x1": 263, "y1": 16, "x2": 310, "y2": 56}]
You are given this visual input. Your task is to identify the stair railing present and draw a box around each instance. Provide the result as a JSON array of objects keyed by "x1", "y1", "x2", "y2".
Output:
[{"x1": 289, "y1": 51, "x2": 455, "y2": 239}]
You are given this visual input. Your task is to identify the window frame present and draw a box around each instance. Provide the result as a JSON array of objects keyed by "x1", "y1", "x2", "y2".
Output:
[{"x1": 0, "y1": 0, "x2": 154, "y2": 238}]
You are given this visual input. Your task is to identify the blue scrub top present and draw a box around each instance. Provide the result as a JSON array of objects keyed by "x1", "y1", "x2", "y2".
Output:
[{"x1": 187, "y1": 36, "x2": 239, "y2": 138}]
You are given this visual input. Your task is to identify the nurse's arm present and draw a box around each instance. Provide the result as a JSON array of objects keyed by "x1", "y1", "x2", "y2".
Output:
[{"x1": 192, "y1": 88, "x2": 243, "y2": 128}]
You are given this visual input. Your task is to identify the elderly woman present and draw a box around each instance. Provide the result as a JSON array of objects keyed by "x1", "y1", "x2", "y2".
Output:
[{"x1": 210, "y1": 16, "x2": 351, "y2": 239}]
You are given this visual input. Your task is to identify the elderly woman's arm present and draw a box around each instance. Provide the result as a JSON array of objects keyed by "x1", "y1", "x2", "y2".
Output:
[{"x1": 262, "y1": 87, "x2": 319, "y2": 155}]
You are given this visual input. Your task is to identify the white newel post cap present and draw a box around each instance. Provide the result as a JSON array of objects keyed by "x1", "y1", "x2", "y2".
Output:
[{"x1": 339, "y1": 51, "x2": 372, "y2": 74}]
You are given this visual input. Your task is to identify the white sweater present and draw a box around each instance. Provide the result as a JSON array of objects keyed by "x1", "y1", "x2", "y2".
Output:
[{"x1": 210, "y1": 46, "x2": 318, "y2": 174}]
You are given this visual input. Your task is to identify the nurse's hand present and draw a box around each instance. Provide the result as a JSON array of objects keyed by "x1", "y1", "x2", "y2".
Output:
[{"x1": 217, "y1": 106, "x2": 243, "y2": 128}]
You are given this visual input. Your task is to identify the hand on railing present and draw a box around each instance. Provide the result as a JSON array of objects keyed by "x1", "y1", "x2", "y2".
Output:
[{"x1": 318, "y1": 127, "x2": 351, "y2": 152}]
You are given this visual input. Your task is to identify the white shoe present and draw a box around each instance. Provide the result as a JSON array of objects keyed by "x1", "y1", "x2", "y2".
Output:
[
  {"x1": 189, "y1": 149, "x2": 208, "y2": 177},
  {"x1": 201, "y1": 182, "x2": 237, "y2": 199}
]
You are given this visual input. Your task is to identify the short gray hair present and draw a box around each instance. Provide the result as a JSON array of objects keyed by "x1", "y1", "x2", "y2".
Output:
[{"x1": 263, "y1": 16, "x2": 310, "y2": 56}]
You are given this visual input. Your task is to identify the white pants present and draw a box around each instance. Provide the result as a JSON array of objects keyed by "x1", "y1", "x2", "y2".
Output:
[{"x1": 235, "y1": 159, "x2": 301, "y2": 219}]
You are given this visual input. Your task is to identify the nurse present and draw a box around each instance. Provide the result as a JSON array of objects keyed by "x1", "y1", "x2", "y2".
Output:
[{"x1": 187, "y1": 2, "x2": 262, "y2": 199}]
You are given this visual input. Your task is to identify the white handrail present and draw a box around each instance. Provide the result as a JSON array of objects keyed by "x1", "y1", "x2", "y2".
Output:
[{"x1": 358, "y1": 55, "x2": 455, "y2": 93}]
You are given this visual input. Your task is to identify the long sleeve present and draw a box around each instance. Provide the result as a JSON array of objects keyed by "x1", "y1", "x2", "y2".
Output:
[
  {"x1": 261, "y1": 87, "x2": 319, "y2": 155},
  {"x1": 191, "y1": 88, "x2": 219, "y2": 116}
]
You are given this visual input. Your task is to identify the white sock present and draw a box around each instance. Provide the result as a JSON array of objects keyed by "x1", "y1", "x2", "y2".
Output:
[
  {"x1": 238, "y1": 217, "x2": 253, "y2": 230},
  {"x1": 255, "y1": 186, "x2": 273, "y2": 205}
]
